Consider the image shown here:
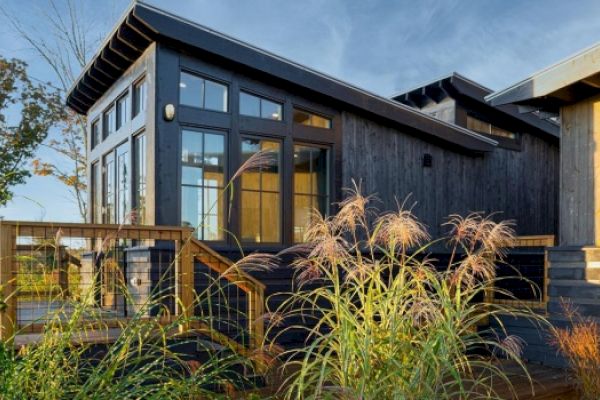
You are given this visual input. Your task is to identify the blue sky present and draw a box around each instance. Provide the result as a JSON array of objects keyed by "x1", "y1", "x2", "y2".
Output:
[{"x1": 1, "y1": 0, "x2": 600, "y2": 221}]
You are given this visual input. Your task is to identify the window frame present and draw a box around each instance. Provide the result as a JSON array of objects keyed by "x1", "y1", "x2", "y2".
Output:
[
  {"x1": 292, "y1": 142, "x2": 331, "y2": 242},
  {"x1": 132, "y1": 75, "x2": 147, "y2": 119},
  {"x1": 103, "y1": 103, "x2": 116, "y2": 139},
  {"x1": 239, "y1": 134, "x2": 283, "y2": 245},
  {"x1": 115, "y1": 91, "x2": 129, "y2": 132},
  {"x1": 179, "y1": 127, "x2": 229, "y2": 242},
  {"x1": 239, "y1": 90, "x2": 284, "y2": 121},
  {"x1": 133, "y1": 132, "x2": 147, "y2": 225},
  {"x1": 90, "y1": 118, "x2": 101, "y2": 150},
  {"x1": 292, "y1": 106, "x2": 333, "y2": 129},
  {"x1": 179, "y1": 69, "x2": 230, "y2": 113}
]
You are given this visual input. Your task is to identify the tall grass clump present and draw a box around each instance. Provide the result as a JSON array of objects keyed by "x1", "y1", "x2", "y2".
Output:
[
  {"x1": 269, "y1": 186, "x2": 543, "y2": 399},
  {"x1": 551, "y1": 302, "x2": 600, "y2": 399}
]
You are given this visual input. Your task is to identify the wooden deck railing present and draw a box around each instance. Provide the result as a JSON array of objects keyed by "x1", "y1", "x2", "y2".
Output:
[
  {"x1": 0, "y1": 221, "x2": 265, "y2": 351},
  {"x1": 490, "y1": 235, "x2": 555, "y2": 309}
]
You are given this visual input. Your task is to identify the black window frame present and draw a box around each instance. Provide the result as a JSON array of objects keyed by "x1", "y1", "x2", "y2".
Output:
[
  {"x1": 90, "y1": 118, "x2": 101, "y2": 149},
  {"x1": 292, "y1": 107, "x2": 332, "y2": 129},
  {"x1": 179, "y1": 70, "x2": 230, "y2": 113},
  {"x1": 103, "y1": 103, "x2": 116, "y2": 139},
  {"x1": 239, "y1": 90, "x2": 284, "y2": 121},
  {"x1": 132, "y1": 75, "x2": 147, "y2": 118},
  {"x1": 116, "y1": 91, "x2": 129, "y2": 132},
  {"x1": 239, "y1": 134, "x2": 283, "y2": 244}
]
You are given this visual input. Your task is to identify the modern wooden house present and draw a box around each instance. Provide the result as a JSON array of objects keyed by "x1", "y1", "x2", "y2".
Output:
[{"x1": 0, "y1": 1, "x2": 563, "y2": 351}]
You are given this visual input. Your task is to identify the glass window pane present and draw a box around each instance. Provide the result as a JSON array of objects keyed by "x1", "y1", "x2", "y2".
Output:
[
  {"x1": 104, "y1": 154, "x2": 115, "y2": 224},
  {"x1": 261, "y1": 192, "x2": 280, "y2": 242},
  {"x1": 134, "y1": 134, "x2": 146, "y2": 224},
  {"x1": 180, "y1": 72, "x2": 204, "y2": 108},
  {"x1": 240, "y1": 92, "x2": 260, "y2": 117},
  {"x1": 241, "y1": 191, "x2": 260, "y2": 241},
  {"x1": 293, "y1": 108, "x2": 331, "y2": 129},
  {"x1": 260, "y1": 141, "x2": 280, "y2": 192},
  {"x1": 293, "y1": 145, "x2": 312, "y2": 194},
  {"x1": 104, "y1": 105, "x2": 116, "y2": 138},
  {"x1": 92, "y1": 162, "x2": 102, "y2": 223},
  {"x1": 202, "y1": 187, "x2": 224, "y2": 241},
  {"x1": 133, "y1": 78, "x2": 147, "y2": 117},
  {"x1": 241, "y1": 138, "x2": 261, "y2": 190},
  {"x1": 312, "y1": 147, "x2": 329, "y2": 196},
  {"x1": 181, "y1": 185, "x2": 201, "y2": 230},
  {"x1": 204, "y1": 133, "x2": 225, "y2": 187},
  {"x1": 293, "y1": 194, "x2": 312, "y2": 243},
  {"x1": 182, "y1": 166, "x2": 203, "y2": 186},
  {"x1": 182, "y1": 130, "x2": 203, "y2": 165},
  {"x1": 204, "y1": 79, "x2": 228, "y2": 112},
  {"x1": 116, "y1": 143, "x2": 130, "y2": 224},
  {"x1": 91, "y1": 120, "x2": 100, "y2": 149},
  {"x1": 116, "y1": 93, "x2": 128, "y2": 130},
  {"x1": 261, "y1": 99, "x2": 282, "y2": 121}
]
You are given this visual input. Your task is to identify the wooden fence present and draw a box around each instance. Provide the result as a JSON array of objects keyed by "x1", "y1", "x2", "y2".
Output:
[{"x1": 0, "y1": 221, "x2": 265, "y2": 350}]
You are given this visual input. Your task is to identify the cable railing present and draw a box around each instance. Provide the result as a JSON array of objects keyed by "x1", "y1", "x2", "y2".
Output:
[{"x1": 0, "y1": 221, "x2": 265, "y2": 351}]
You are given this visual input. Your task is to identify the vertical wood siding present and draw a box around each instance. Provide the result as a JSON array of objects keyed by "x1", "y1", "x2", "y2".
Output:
[{"x1": 342, "y1": 111, "x2": 558, "y2": 239}]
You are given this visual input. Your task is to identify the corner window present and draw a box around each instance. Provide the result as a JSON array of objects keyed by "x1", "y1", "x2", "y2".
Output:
[
  {"x1": 293, "y1": 144, "x2": 330, "y2": 242},
  {"x1": 91, "y1": 119, "x2": 100, "y2": 149},
  {"x1": 179, "y1": 71, "x2": 228, "y2": 112},
  {"x1": 240, "y1": 91, "x2": 283, "y2": 121},
  {"x1": 181, "y1": 129, "x2": 226, "y2": 240},
  {"x1": 103, "y1": 105, "x2": 116, "y2": 138},
  {"x1": 293, "y1": 108, "x2": 331, "y2": 129},
  {"x1": 240, "y1": 138, "x2": 281, "y2": 243},
  {"x1": 133, "y1": 77, "x2": 147, "y2": 118},
  {"x1": 116, "y1": 93, "x2": 129, "y2": 131}
]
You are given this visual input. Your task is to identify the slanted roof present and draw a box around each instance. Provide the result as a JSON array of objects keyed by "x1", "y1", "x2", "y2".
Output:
[
  {"x1": 65, "y1": 2, "x2": 497, "y2": 153},
  {"x1": 392, "y1": 72, "x2": 559, "y2": 140},
  {"x1": 486, "y1": 42, "x2": 600, "y2": 114}
]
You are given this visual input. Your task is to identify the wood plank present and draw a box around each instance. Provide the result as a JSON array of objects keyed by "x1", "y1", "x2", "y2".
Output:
[{"x1": 0, "y1": 223, "x2": 15, "y2": 341}]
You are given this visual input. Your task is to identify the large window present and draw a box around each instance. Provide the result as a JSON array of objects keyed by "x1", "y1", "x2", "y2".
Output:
[
  {"x1": 91, "y1": 162, "x2": 102, "y2": 223},
  {"x1": 116, "y1": 142, "x2": 130, "y2": 224},
  {"x1": 133, "y1": 77, "x2": 147, "y2": 118},
  {"x1": 133, "y1": 133, "x2": 147, "y2": 224},
  {"x1": 240, "y1": 138, "x2": 281, "y2": 243},
  {"x1": 293, "y1": 145, "x2": 330, "y2": 242},
  {"x1": 179, "y1": 71, "x2": 228, "y2": 112},
  {"x1": 467, "y1": 115, "x2": 517, "y2": 140},
  {"x1": 103, "y1": 105, "x2": 116, "y2": 138},
  {"x1": 103, "y1": 152, "x2": 116, "y2": 224},
  {"x1": 181, "y1": 129, "x2": 226, "y2": 240},
  {"x1": 240, "y1": 91, "x2": 283, "y2": 121},
  {"x1": 91, "y1": 119, "x2": 100, "y2": 149},
  {"x1": 116, "y1": 93, "x2": 129, "y2": 131},
  {"x1": 293, "y1": 108, "x2": 331, "y2": 129}
]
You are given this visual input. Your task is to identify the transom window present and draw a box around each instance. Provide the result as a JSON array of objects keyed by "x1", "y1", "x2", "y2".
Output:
[
  {"x1": 179, "y1": 71, "x2": 228, "y2": 112},
  {"x1": 240, "y1": 91, "x2": 283, "y2": 121},
  {"x1": 293, "y1": 144, "x2": 330, "y2": 242},
  {"x1": 467, "y1": 115, "x2": 517, "y2": 140},
  {"x1": 240, "y1": 138, "x2": 281, "y2": 243},
  {"x1": 293, "y1": 108, "x2": 332, "y2": 129},
  {"x1": 181, "y1": 129, "x2": 226, "y2": 240}
]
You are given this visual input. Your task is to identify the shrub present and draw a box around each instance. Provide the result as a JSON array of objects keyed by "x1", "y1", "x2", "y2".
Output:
[
  {"x1": 551, "y1": 302, "x2": 600, "y2": 399},
  {"x1": 269, "y1": 187, "x2": 543, "y2": 399}
]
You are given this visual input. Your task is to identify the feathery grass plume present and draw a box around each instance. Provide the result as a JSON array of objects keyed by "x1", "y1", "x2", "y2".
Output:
[
  {"x1": 550, "y1": 300, "x2": 600, "y2": 399},
  {"x1": 266, "y1": 187, "x2": 546, "y2": 400},
  {"x1": 374, "y1": 208, "x2": 430, "y2": 252},
  {"x1": 231, "y1": 149, "x2": 276, "y2": 182},
  {"x1": 229, "y1": 252, "x2": 280, "y2": 273}
]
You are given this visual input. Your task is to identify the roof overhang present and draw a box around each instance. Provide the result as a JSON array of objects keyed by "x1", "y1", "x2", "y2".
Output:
[
  {"x1": 393, "y1": 73, "x2": 559, "y2": 140},
  {"x1": 486, "y1": 42, "x2": 600, "y2": 114},
  {"x1": 66, "y1": 1, "x2": 497, "y2": 154}
]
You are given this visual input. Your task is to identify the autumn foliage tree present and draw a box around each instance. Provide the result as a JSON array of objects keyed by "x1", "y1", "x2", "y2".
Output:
[{"x1": 0, "y1": 57, "x2": 62, "y2": 205}]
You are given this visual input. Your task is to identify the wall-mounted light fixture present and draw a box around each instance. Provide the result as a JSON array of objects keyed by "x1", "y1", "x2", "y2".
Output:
[{"x1": 164, "y1": 104, "x2": 175, "y2": 121}]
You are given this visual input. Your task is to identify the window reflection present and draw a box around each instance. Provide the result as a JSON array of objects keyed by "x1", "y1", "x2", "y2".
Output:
[
  {"x1": 181, "y1": 129, "x2": 226, "y2": 240},
  {"x1": 179, "y1": 71, "x2": 228, "y2": 112},
  {"x1": 293, "y1": 144, "x2": 329, "y2": 242},
  {"x1": 240, "y1": 91, "x2": 282, "y2": 121},
  {"x1": 293, "y1": 108, "x2": 331, "y2": 129},
  {"x1": 240, "y1": 138, "x2": 281, "y2": 243}
]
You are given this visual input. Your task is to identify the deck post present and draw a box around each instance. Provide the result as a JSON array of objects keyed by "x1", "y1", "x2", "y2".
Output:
[
  {"x1": 0, "y1": 223, "x2": 16, "y2": 341},
  {"x1": 176, "y1": 238, "x2": 195, "y2": 332},
  {"x1": 249, "y1": 284, "x2": 265, "y2": 349}
]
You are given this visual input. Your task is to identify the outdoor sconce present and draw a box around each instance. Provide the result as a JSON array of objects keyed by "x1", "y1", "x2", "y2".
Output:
[
  {"x1": 130, "y1": 277, "x2": 142, "y2": 287},
  {"x1": 164, "y1": 104, "x2": 175, "y2": 121}
]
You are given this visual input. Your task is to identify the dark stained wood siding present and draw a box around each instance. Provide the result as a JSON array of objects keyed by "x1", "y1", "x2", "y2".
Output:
[{"x1": 342, "y1": 111, "x2": 558, "y2": 239}]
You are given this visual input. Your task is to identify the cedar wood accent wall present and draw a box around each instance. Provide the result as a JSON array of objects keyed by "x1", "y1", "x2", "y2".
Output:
[{"x1": 342, "y1": 111, "x2": 559, "y2": 239}]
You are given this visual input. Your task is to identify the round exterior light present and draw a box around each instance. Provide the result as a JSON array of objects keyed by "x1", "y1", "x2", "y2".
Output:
[{"x1": 164, "y1": 104, "x2": 176, "y2": 121}]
